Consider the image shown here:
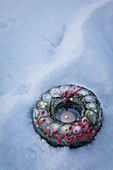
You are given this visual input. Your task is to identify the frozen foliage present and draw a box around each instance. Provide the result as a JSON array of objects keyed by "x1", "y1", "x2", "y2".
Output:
[
  {"x1": 33, "y1": 85, "x2": 102, "y2": 148},
  {"x1": 0, "y1": 0, "x2": 113, "y2": 170}
]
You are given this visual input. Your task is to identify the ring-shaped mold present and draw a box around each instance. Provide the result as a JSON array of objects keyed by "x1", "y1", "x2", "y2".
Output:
[{"x1": 32, "y1": 84, "x2": 103, "y2": 148}]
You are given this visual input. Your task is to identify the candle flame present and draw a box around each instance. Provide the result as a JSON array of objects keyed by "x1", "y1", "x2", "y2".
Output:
[{"x1": 65, "y1": 115, "x2": 69, "y2": 119}]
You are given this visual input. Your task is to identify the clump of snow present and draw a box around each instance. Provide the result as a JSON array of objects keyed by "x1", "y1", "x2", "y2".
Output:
[{"x1": 0, "y1": 0, "x2": 113, "y2": 170}]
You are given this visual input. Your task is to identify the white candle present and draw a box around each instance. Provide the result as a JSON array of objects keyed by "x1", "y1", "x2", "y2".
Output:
[{"x1": 60, "y1": 111, "x2": 75, "y2": 123}]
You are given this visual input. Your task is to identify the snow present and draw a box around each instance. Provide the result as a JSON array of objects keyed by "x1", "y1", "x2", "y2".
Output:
[{"x1": 0, "y1": 0, "x2": 113, "y2": 170}]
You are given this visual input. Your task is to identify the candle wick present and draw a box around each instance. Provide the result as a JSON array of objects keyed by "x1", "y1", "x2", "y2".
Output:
[{"x1": 65, "y1": 115, "x2": 69, "y2": 119}]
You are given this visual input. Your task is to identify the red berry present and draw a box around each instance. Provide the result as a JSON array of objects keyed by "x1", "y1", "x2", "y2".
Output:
[
  {"x1": 65, "y1": 133, "x2": 69, "y2": 136},
  {"x1": 86, "y1": 130, "x2": 90, "y2": 133},
  {"x1": 66, "y1": 97, "x2": 70, "y2": 100},
  {"x1": 77, "y1": 123, "x2": 81, "y2": 126},
  {"x1": 79, "y1": 120, "x2": 82, "y2": 123},
  {"x1": 97, "y1": 120, "x2": 99, "y2": 123},
  {"x1": 82, "y1": 138, "x2": 85, "y2": 141},
  {"x1": 79, "y1": 137, "x2": 82, "y2": 140},
  {"x1": 76, "y1": 93, "x2": 79, "y2": 96},
  {"x1": 69, "y1": 126, "x2": 72, "y2": 130},
  {"x1": 71, "y1": 136, "x2": 74, "y2": 139},
  {"x1": 79, "y1": 133, "x2": 82, "y2": 137},
  {"x1": 70, "y1": 94, "x2": 73, "y2": 97},
  {"x1": 75, "y1": 136, "x2": 78, "y2": 139},
  {"x1": 64, "y1": 102, "x2": 67, "y2": 105},
  {"x1": 42, "y1": 118, "x2": 45, "y2": 122},
  {"x1": 65, "y1": 91, "x2": 67, "y2": 95},
  {"x1": 41, "y1": 111, "x2": 45, "y2": 115},
  {"x1": 82, "y1": 124, "x2": 85, "y2": 128},
  {"x1": 83, "y1": 119, "x2": 87, "y2": 122},
  {"x1": 87, "y1": 133, "x2": 90, "y2": 137},
  {"x1": 83, "y1": 134, "x2": 86, "y2": 138},
  {"x1": 57, "y1": 139, "x2": 61, "y2": 144},
  {"x1": 98, "y1": 127, "x2": 100, "y2": 131},
  {"x1": 73, "y1": 123, "x2": 76, "y2": 126},
  {"x1": 90, "y1": 131, "x2": 93, "y2": 135},
  {"x1": 55, "y1": 135, "x2": 58, "y2": 139},
  {"x1": 64, "y1": 94, "x2": 67, "y2": 97},
  {"x1": 75, "y1": 130, "x2": 77, "y2": 133},
  {"x1": 70, "y1": 139, "x2": 74, "y2": 143},
  {"x1": 46, "y1": 130, "x2": 49, "y2": 134},
  {"x1": 53, "y1": 130, "x2": 57, "y2": 134},
  {"x1": 39, "y1": 121, "x2": 42, "y2": 125},
  {"x1": 70, "y1": 84, "x2": 73, "y2": 87},
  {"x1": 93, "y1": 135, "x2": 96, "y2": 138}
]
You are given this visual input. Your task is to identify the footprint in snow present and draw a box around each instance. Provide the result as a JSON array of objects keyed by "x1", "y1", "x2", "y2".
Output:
[{"x1": 0, "y1": 17, "x2": 17, "y2": 31}]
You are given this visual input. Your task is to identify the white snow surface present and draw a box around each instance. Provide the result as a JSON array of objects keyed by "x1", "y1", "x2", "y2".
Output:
[{"x1": 0, "y1": 0, "x2": 113, "y2": 170}]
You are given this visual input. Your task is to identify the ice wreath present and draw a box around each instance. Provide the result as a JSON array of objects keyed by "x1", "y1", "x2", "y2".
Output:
[{"x1": 32, "y1": 84, "x2": 103, "y2": 148}]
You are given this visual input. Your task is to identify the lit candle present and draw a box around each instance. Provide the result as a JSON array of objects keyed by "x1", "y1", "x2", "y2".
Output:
[
  {"x1": 60, "y1": 111, "x2": 75, "y2": 123},
  {"x1": 65, "y1": 115, "x2": 69, "y2": 119}
]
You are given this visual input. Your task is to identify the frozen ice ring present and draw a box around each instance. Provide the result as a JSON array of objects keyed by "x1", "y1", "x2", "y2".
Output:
[{"x1": 32, "y1": 84, "x2": 103, "y2": 148}]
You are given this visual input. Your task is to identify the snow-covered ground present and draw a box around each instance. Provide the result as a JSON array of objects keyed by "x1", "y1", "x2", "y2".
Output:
[{"x1": 0, "y1": 0, "x2": 113, "y2": 169}]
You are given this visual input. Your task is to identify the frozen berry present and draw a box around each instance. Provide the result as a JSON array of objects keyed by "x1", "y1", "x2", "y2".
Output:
[
  {"x1": 65, "y1": 133, "x2": 69, "y2": 137},
  {"x1": 57, "y1": 139, "x2": 61, "y2": 144},
  {"x1": 75, "y1": 136, "x2": 78, "y2": 139},
  {"x1": 87, "y1": 133, "x2": 90, "y2": 137},
  {"x1": 79, "y1": 137, "x2": 82, "y2": 140},
  {"x1": 69, "y1": 126, "x2": 72, "y2": 130},
  {"x1": 55, "y1": 135, "x2": 58, "y2": 139},
  {"x1": 46, "y1": 130, "x2": 49, "y2": 134},
  {"x1": 71, "y1": 136, "x2": 74, "y2": 139},
  {"x1": 39, "y1": 121, "x2": 42, "y2": 125},
  {"x1": 83, "y1": 119, "x2": 87, "y2": 122},
  {"x1": 82, "y1": 124, "x2": 85, "y2": 128},
  {"x1": 70, "y1": 139, "x2": 74, "y2": 143},
  {"x1": 41, "y1": 111, "x2": 45, "y2": 115}
]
